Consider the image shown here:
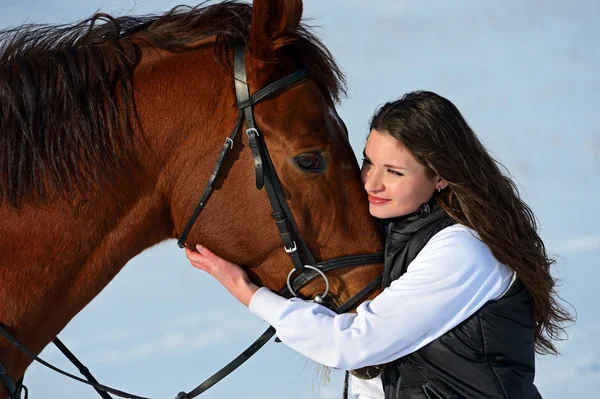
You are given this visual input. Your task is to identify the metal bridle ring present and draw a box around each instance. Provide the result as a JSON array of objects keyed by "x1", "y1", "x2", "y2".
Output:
[{"x1": 286, "y1": 265, "x2": 329, "y2": 300}]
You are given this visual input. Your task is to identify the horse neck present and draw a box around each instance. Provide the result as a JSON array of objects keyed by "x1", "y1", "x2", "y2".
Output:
[
  {"x1": 0, "y1": 128, "x2": 172, "y2": 388},
  {"x1": 0, "y1": 42, "x2": 238, "y2": 384}
]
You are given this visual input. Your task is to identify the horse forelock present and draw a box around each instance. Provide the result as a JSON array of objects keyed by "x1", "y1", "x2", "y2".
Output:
[{"x1": 0, "y1": 0, "x2": 346, "y2": 207}]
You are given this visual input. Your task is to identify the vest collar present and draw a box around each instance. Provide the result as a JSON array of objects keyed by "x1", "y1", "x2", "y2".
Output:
[{"x1": 379, "y1": 195, "x2": 441, "y2": 236}]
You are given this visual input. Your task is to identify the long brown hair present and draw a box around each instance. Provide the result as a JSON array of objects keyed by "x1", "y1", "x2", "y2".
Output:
[{"x1": 370, "y1": 90, "x2": 573, "y2": 355}]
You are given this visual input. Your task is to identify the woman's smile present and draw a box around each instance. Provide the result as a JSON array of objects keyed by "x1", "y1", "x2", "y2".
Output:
[{"x1": 367, "y1": 194, "x2": 391, "y2": 205}]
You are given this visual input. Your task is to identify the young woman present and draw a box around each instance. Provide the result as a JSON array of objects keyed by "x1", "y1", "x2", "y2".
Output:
[{"x1": 185, "y1": 91, "x2": 572, "y2": 399}]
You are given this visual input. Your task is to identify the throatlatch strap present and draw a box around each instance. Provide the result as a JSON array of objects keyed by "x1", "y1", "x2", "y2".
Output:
[{"x1": 177, "y1": 111, "x2": 244, "y2": 248}]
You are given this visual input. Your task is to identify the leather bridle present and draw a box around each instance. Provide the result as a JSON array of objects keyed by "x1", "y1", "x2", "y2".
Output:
[{"x1": 0, "y1": 42, "x2": 383, "y2": 399}]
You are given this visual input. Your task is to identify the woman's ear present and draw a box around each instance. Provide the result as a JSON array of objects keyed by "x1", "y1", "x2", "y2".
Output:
[{"x1": 435, "y1": 177, "x2": 448, "y2": 191}]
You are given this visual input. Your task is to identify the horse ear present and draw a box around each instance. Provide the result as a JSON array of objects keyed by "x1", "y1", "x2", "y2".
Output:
[{"x1": 249, "y1": 0, "x2": 303, "y2": 61}]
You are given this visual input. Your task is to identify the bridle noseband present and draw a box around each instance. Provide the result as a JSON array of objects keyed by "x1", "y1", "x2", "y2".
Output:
[{"x1": 0, "y1": 43, "x2": 383, "y2": 399}]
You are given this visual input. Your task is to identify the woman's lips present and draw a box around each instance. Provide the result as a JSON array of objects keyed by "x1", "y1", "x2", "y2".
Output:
[{"x1": 367, "y1": 195, "x2": 391, "y2": 205}]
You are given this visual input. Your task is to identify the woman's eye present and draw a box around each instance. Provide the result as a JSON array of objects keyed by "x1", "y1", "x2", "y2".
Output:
[
  {"x1": 388, "y1": 169, "x2": 403, "y2": 176},
  {"x1": 294, "y1": 152, "x2": 327, "y2": 174}
]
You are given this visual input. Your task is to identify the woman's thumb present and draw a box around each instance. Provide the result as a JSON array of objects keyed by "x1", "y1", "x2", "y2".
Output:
[{"x1": 196, "y1": 245, "x2": 214, "y2": 260}]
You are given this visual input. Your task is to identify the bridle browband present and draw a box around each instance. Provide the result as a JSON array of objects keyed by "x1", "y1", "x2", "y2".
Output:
[{"x1": 0, "y1": 42, "x2": 383, "y2": 399}]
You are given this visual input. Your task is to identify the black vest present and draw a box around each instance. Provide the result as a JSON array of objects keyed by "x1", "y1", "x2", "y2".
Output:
[{"x1": 380, "y1": 205, "x2": 541, "y2": 399}]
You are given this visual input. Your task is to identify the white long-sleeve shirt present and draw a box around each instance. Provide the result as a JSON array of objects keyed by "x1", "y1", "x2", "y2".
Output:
[{"x1": 249, "y1": 224, "x2": 516, "y2": 399}]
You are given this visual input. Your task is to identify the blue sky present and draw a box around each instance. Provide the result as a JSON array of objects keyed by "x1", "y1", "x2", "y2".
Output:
[{"x1": 1, "y1": 1, "x2": 599, "y2": 398}]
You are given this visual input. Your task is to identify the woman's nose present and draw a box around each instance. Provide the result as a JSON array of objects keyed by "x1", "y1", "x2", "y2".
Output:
[{"x1": 363, "y1": 168, "x2": 383, "y2": 192}]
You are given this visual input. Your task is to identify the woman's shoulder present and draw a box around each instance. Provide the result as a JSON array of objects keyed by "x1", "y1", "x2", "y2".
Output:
[
  {"x1": 406, "y1": 224, "x2": 514, "y2": 296},
  {"x1": 429, "y1": 223, "x2": 487, "y2": 249},
  {"x1": 417, "y1": 223, "x2": 501, "y2": 270}
]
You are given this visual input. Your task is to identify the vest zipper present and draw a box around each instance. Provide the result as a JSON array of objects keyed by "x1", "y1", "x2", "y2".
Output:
[{"x1": 422, "y1": 382, "x2": 445, "y2": 399}]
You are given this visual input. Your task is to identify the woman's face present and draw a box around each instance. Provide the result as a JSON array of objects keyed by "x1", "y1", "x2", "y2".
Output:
[{"x1": 361, "y1": 129, "x2": 445, "y2": 219}]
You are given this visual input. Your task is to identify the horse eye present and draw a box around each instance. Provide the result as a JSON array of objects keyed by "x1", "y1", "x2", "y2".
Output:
[{"x1": 294, "y1": 152, "x2": 326, "y2": 174}]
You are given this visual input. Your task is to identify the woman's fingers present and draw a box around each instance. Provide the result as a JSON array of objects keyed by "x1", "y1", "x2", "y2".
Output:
[
  {"x1": 184, "y1": 247, "x2": 211, "y2": 271},
  {"x1": 185, "y1": 247, "x2": 199, "y2": 260},
  {"x1": 185, "y1": 245, "x2": 234, "y2": 275},
  {"x1": 184, "y1": 244, "x2": 258, "y2": 306},
  {"x1": 195, "y1": 245, "x2": 233, "y2": 268}
]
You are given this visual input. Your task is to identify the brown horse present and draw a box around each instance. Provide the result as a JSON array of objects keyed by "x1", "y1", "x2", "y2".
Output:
[{"x1": 0, "y1": 0, "x2": 384, "y2": 396}]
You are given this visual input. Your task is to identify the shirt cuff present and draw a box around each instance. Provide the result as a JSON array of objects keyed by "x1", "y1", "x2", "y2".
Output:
[{"x1": 248, "y1": 287, "x2": 289, "y2": 327}]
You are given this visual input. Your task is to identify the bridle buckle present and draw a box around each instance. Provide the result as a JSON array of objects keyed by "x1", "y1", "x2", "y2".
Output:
[
  {"x1": 245, "y1": 127, "x2": 259, "y2": 137},
  {"x1": 284, "y1": 241, "x2": 297, "y2": 253}
]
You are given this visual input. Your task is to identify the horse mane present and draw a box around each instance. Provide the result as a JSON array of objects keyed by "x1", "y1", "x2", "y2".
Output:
[{"x1": 0, "y1": 0, "x2": 346, "y2": 206}]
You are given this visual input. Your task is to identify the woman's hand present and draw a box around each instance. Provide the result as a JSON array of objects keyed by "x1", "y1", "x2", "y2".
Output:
[{"x1": 185, "y1": 245, "x2": 259, "y2": 307}]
